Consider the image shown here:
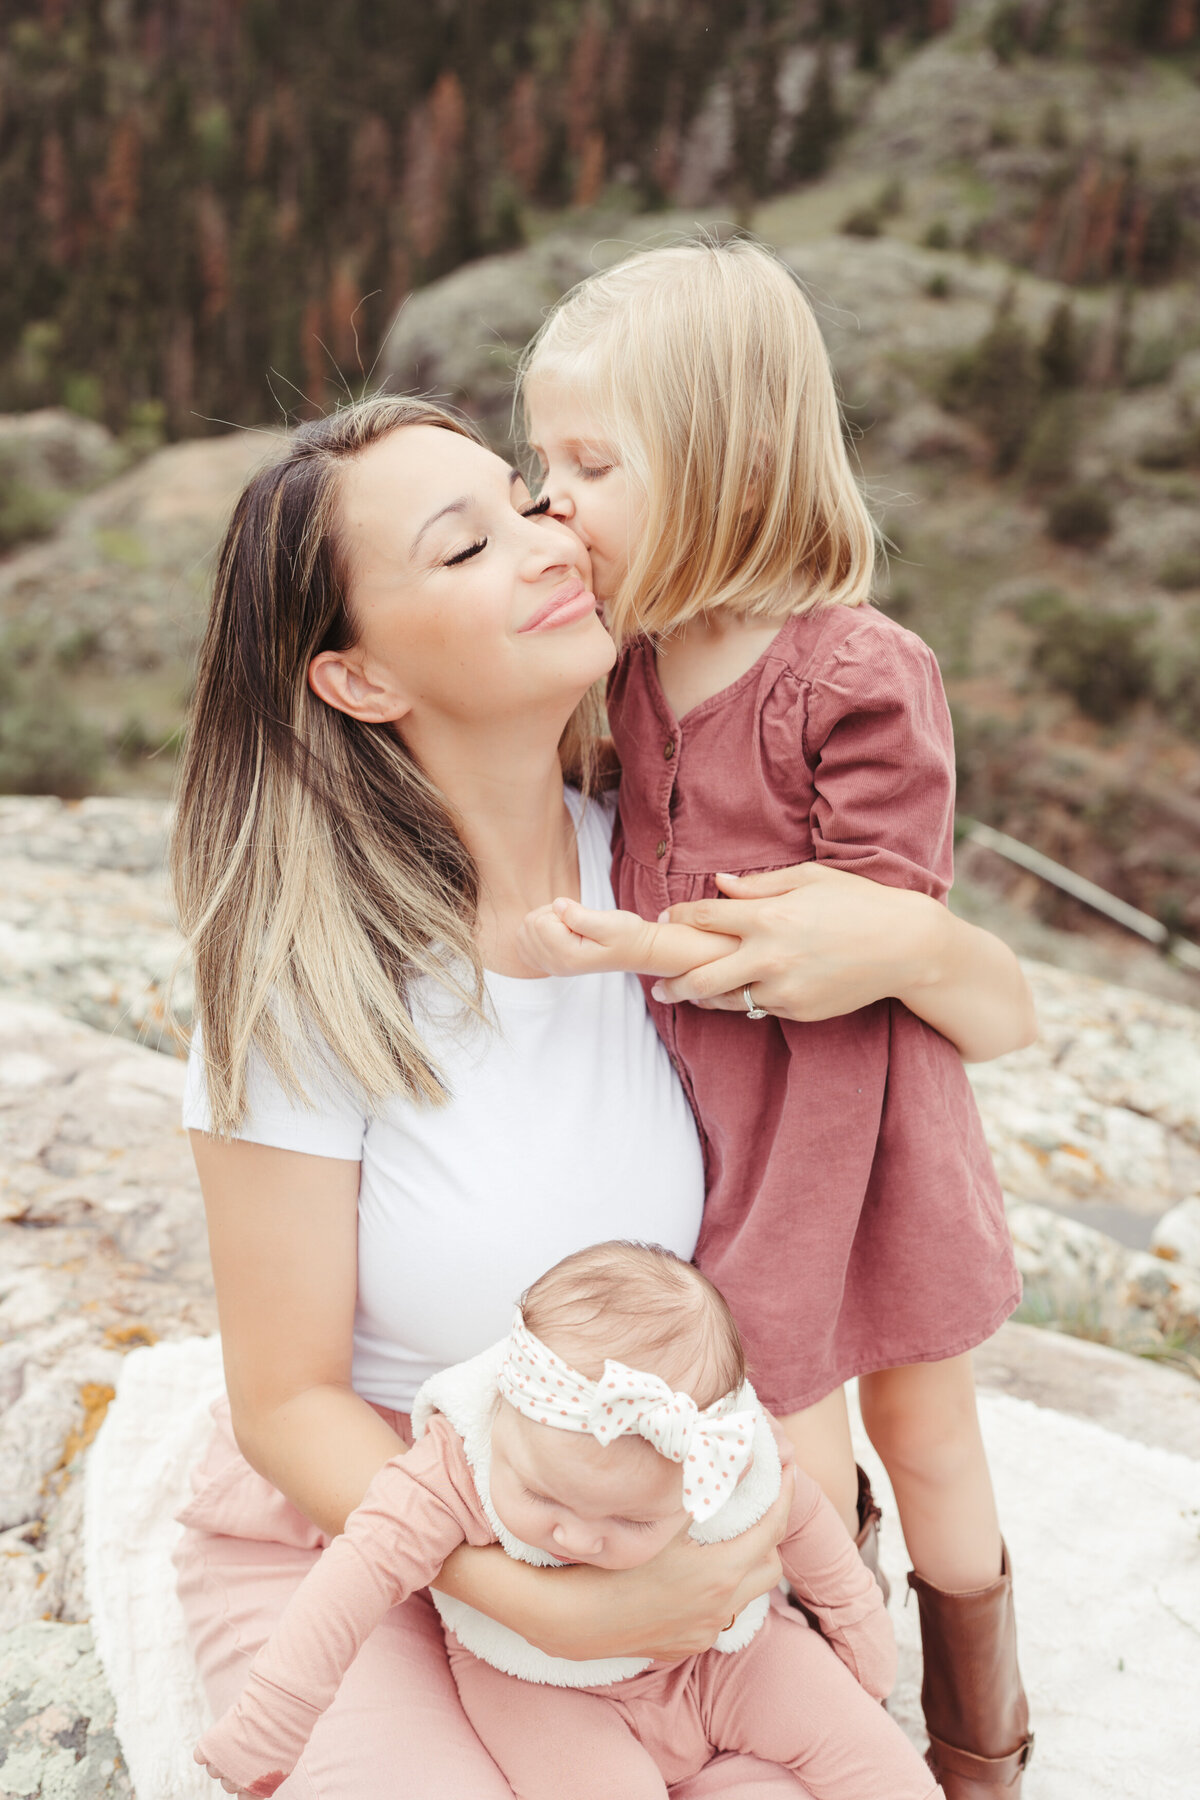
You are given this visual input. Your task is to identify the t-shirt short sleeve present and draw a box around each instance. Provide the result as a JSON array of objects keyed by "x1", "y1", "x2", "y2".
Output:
[{"x1": 182, "y1": 1024, "x2": 367, "y2": 1161}]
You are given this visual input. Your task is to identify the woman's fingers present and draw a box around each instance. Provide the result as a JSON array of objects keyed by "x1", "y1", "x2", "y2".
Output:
[
  {"x1": 714, "y1": 865, "x2": 827, "y2": 898},
  {"x1": 651, "y1": 945, "x2": 765, "y2": 1008}
]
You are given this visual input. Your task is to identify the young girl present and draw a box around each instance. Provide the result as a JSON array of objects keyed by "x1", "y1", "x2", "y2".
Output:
[
  {"x1": 517, "y1": 240, "x2": 1034, "y2": 1799},
  {"x1": 195, "y1": 1243, "x2": 943, "y2": 1800}
]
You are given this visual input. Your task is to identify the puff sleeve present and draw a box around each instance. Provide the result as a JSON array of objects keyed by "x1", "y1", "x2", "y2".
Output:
[{"x1": 800, "y1": 616, "x2": 956, "y2": 900}]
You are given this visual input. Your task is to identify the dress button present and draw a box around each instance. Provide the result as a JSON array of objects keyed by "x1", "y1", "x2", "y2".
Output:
[
  {"x1": 664, "y1": 740, "x2": 675, "y2": 759},
  {"x1": 656, "y1": 840, "x2": 667, "y2": 859}
]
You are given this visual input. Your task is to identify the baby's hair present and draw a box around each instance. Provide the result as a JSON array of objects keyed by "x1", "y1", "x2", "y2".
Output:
[
  {"x1": 520, "y1": 1241, "x2": 746, "y2": 1411},
  {"x1": 518, "y1": 235, "x2": 878, "y2": 646}
]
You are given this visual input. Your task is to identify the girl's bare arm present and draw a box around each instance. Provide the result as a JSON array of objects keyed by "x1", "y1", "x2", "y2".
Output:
[{"x1": 520, "y1": 896, "x2": 739, "y2": 978}]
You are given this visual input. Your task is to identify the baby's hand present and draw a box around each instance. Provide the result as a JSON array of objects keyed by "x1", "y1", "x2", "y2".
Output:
[
  {"x1": 194, "y1": 1746, "x2": 274, "y2": 1797},
  {"x1": 519, "y1": 899, "x2": 661, "y2": 976}
]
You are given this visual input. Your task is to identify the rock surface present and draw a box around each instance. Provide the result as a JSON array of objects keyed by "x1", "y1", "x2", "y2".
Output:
[
  {"x1": 0, "y1": 1623, "x2": 131, "y2": 1799},
  {"x1": 0, "y1": 432, "x2": 282, "y2": 676},
  {"x1": 0, "y1": 997, "x2": 213, "y2": 1637},
  {"x1": 1150, "y1": 1196, "x2": 1200, "y2": 1269},
  {"x1": 2, "y1": 799, "x2": 1200, "y2": 1792}
]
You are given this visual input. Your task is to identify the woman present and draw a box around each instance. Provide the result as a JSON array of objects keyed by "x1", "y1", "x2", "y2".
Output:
[{"x1": 171, "y1": 396, "x2": 1033, "y2": 1797}]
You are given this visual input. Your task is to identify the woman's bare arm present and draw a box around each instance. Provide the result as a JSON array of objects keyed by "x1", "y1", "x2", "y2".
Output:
[
  {"x1": 193, "y1": 1134, "x2": 403, "y2": 1538},
  {"x1": 649, "y1": 865, "x2": 1036, "y2": 1063}
]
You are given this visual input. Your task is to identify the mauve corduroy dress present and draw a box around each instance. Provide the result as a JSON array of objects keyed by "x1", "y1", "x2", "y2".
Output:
[{"x1": 608, "y1": 603, "x2": 1020, "y2": 1415}]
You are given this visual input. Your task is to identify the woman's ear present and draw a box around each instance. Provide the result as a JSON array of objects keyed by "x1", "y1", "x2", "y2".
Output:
[{"x1": 308, "y1": 649, "x2": 411, "y2": 725}]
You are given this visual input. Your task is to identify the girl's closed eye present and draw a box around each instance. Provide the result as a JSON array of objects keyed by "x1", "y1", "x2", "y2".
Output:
[{"x1": 614, "y1": 1515, "x2": 659, "y2": 1533}]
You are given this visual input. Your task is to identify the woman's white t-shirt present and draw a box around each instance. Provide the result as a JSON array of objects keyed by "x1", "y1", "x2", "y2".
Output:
[{"x1": 182, "y1": 792, "x2": 705, "y2": 1413}]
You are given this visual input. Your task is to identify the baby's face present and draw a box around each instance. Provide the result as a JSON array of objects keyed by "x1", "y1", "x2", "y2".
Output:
[
  {"x1": 489, "y1": 1399, "x2": 688, "y2": 1570},
  {"x1": 524, "y1": 379, "x2": 641, "y2": 609}
]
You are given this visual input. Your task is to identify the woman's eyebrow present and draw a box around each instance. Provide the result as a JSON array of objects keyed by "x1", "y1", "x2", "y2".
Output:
[{"x1": 410, "y1": 470, "x2": 524, "y2": 555}]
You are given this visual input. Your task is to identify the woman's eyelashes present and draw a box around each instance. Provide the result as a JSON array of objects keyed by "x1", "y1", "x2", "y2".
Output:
[{"x1": 441, "y1": 496, "x2": 553, "y2": 567}]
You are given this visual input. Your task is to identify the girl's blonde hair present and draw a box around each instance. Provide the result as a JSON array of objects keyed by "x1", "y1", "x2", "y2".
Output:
[
  {"x1": 171, "y1": 395, "x2": 603, "y2": 1135},
  {"x1": 519, "y1": 237, "x2": 877, "y2": 645}
]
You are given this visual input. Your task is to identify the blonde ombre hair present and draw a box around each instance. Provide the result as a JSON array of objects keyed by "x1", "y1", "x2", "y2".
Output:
[
  {"x1": 171, "y1": 396, "x2": 603, "y2": 1135},
  {"x1": 519, "y1": 237, "x2": 878, "y2": 645}
]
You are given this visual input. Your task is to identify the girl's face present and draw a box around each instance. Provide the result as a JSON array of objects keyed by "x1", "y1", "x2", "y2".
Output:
[
  {"x1": 311, "y1": 424, "x2": 614, "y2": 737},
  {"x1": 489, "y1": 1400, "x2": 687, "y2": 1572},
  {"x1": 524, "y1": 380, "x2": 641, "y2": 610}
]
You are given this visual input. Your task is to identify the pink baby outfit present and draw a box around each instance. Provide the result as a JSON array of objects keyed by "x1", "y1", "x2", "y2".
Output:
[
  {"x1": 608, "y1": 604, "x2": 1021, "y2": 1415},
  {"x1": 175, "y1": 1402, "x2": 812, "y2": 1798},
  {"x1": 195, "y1": 1413, "x2": 939, "y2": 1800}
]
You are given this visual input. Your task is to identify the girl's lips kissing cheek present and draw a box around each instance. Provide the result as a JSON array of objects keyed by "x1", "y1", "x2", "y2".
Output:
[{"x1": 518, "y1": 578, "x2": 597, "y2": 634}]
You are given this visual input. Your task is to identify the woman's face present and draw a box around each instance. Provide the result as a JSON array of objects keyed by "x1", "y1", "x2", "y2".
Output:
[
  {"x1": 524, "y1": 380, "x2": 640, "y2": 610},
  {"x1": 313, "y1": 424, "x2": 614, "y2": 737}
]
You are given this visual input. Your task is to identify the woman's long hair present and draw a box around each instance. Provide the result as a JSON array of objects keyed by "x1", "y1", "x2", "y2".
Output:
[
  {"x1": 518, "y1": 236, "x2": 878, "y2": 647},
  {"x1": 171, "y1": 396, "x2": 602, "y2": 1135}
]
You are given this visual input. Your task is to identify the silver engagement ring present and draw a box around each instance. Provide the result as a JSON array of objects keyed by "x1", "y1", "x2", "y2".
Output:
[{"x1": 742, "y1": 985, "x2": 769, "y2": 1020}]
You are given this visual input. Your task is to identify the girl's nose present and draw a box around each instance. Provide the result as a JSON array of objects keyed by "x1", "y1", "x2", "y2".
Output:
[{"x1": 547, "y1": 483, "x2": 574, "y2": 522}]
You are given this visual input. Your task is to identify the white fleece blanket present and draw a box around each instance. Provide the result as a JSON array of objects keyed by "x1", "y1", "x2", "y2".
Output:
[{"x1": 85, "y1": 1336, "x2": 1200, "y2": 1799}]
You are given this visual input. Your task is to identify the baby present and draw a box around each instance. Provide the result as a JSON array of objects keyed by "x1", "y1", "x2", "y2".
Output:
[{"x1": 196, "y1": 1243, "x2": 942, "y2": 1799}]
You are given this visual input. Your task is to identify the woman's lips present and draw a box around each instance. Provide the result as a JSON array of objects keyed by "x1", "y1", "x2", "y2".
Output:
[{"x1": 518, "y1": 578, "x2": 597, "y2": 634}]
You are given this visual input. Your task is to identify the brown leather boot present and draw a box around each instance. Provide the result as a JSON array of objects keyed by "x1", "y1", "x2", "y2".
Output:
[
  {"x1": 907, "y1": 1544, "x2": 1034, "y2": 1798},
  {"x1": 854, "y1": 1465, "x2": 890, "y2": 1605}
]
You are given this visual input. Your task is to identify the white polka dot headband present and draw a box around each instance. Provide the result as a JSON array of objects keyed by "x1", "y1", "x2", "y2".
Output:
[{"x1": 497, "y1": 1308, "x2": 757, "y2": 1523}]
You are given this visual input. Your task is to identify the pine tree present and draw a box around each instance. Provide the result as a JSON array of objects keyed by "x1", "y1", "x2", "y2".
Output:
[
  {"x1": 1039, "y1": 299, "x2": 1079, "y2": 391},
  {"x1": 788, "y1": 49, "x2": 839, "y2": 183}
]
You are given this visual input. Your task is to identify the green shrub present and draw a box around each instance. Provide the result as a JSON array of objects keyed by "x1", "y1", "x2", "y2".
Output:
[
  {"x1": 986, "y1": 2, "x2": 1022, "y2": 63},
  {"x1": 1024, "y1": 594, "x2": 1154, "y2": 721},
  {"x1": 839, "y1": 205, "x2": 881, "y2": 239},
  {"x1": 53, "y1": 625, "x2": 103, "y2": 669},
  {"x1": 1020, "y1": 399, "x2": 1076, "y2": 486},
  {"x1": 0, "y1": 664, "x2": 104, "y2": 797},
  {"x1": 947, "y1": 294, "x2": 1040, "y2": 472},
  {"x1": 1158, "y1": 552, "x2": 1200, "y2": 591},
  {"x1": 1045, "y1": 485, "x2": 1113, "y2": 548},
  {"x1": 923, "y1": 220, "x2": 952, "y2": 250},
  {"x1": 925, "y1": 271, "x2": 952, "y2": 300},
  {"x1": 0, "y1": 483, "x2": 63, "y2": 551}
]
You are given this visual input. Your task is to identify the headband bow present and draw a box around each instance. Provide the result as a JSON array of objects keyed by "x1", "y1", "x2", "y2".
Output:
[{"x1": 498, "y1": 1309, "x2": 756, "y2": 1523}]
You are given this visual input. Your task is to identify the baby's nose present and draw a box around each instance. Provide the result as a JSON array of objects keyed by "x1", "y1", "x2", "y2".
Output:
[{"x1": 552, "y1": 1519, "x2": 603, "y2": 1559}]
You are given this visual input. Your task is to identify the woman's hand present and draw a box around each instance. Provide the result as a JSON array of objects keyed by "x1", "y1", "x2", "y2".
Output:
[
  {"x1": 440, "y1": 1468, "x2": 795, "y2": 1663},
  {"x1": 648, "y1": 865, "x2": 1036, "y2": 1063}
]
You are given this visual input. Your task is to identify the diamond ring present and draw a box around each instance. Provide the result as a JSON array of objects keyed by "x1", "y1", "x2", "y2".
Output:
[{"x1": 742, "y1": 985, "x2": 769, "y2": 1020}]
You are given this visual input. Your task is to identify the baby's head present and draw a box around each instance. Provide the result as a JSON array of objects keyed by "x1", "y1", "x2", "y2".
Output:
[
  {"x1": 488, "y1": 1242, "x2": 749, "y2": 1571},
  {"x1": 519, "y1": 235, "x2": 876, "y2": 644}
]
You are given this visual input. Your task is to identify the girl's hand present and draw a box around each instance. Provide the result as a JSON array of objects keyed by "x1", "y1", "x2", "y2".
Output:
[
  {"x1": 530, "y1": 1467, "x2": 794, "y2": 1663},
  {"x1": 649, "y1": 865, "x2": 1036, "y2": 1061},
  {"x1": 518, "y1": 898, "x2": 658, "y2": 975},
  {"x1": 520, "y1": 898, "x2": 742, "y2": 981}
]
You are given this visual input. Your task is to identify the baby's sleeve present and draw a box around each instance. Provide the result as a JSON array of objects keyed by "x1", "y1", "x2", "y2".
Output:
[
  {"x1": 777, "y1": 1465, "x2": 896, "y2": 1702},
  {"x1": 801, "y1": 618, "x2": 956, "y2": 900},
  {"x1": 194, "y1": 1417, "x2": 493, "y2": 1795}
]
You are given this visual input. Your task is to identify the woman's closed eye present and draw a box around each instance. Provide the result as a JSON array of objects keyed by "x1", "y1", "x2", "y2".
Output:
[{"x1": 442, "y1": 496, "x2": 552, "y2": 567}]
